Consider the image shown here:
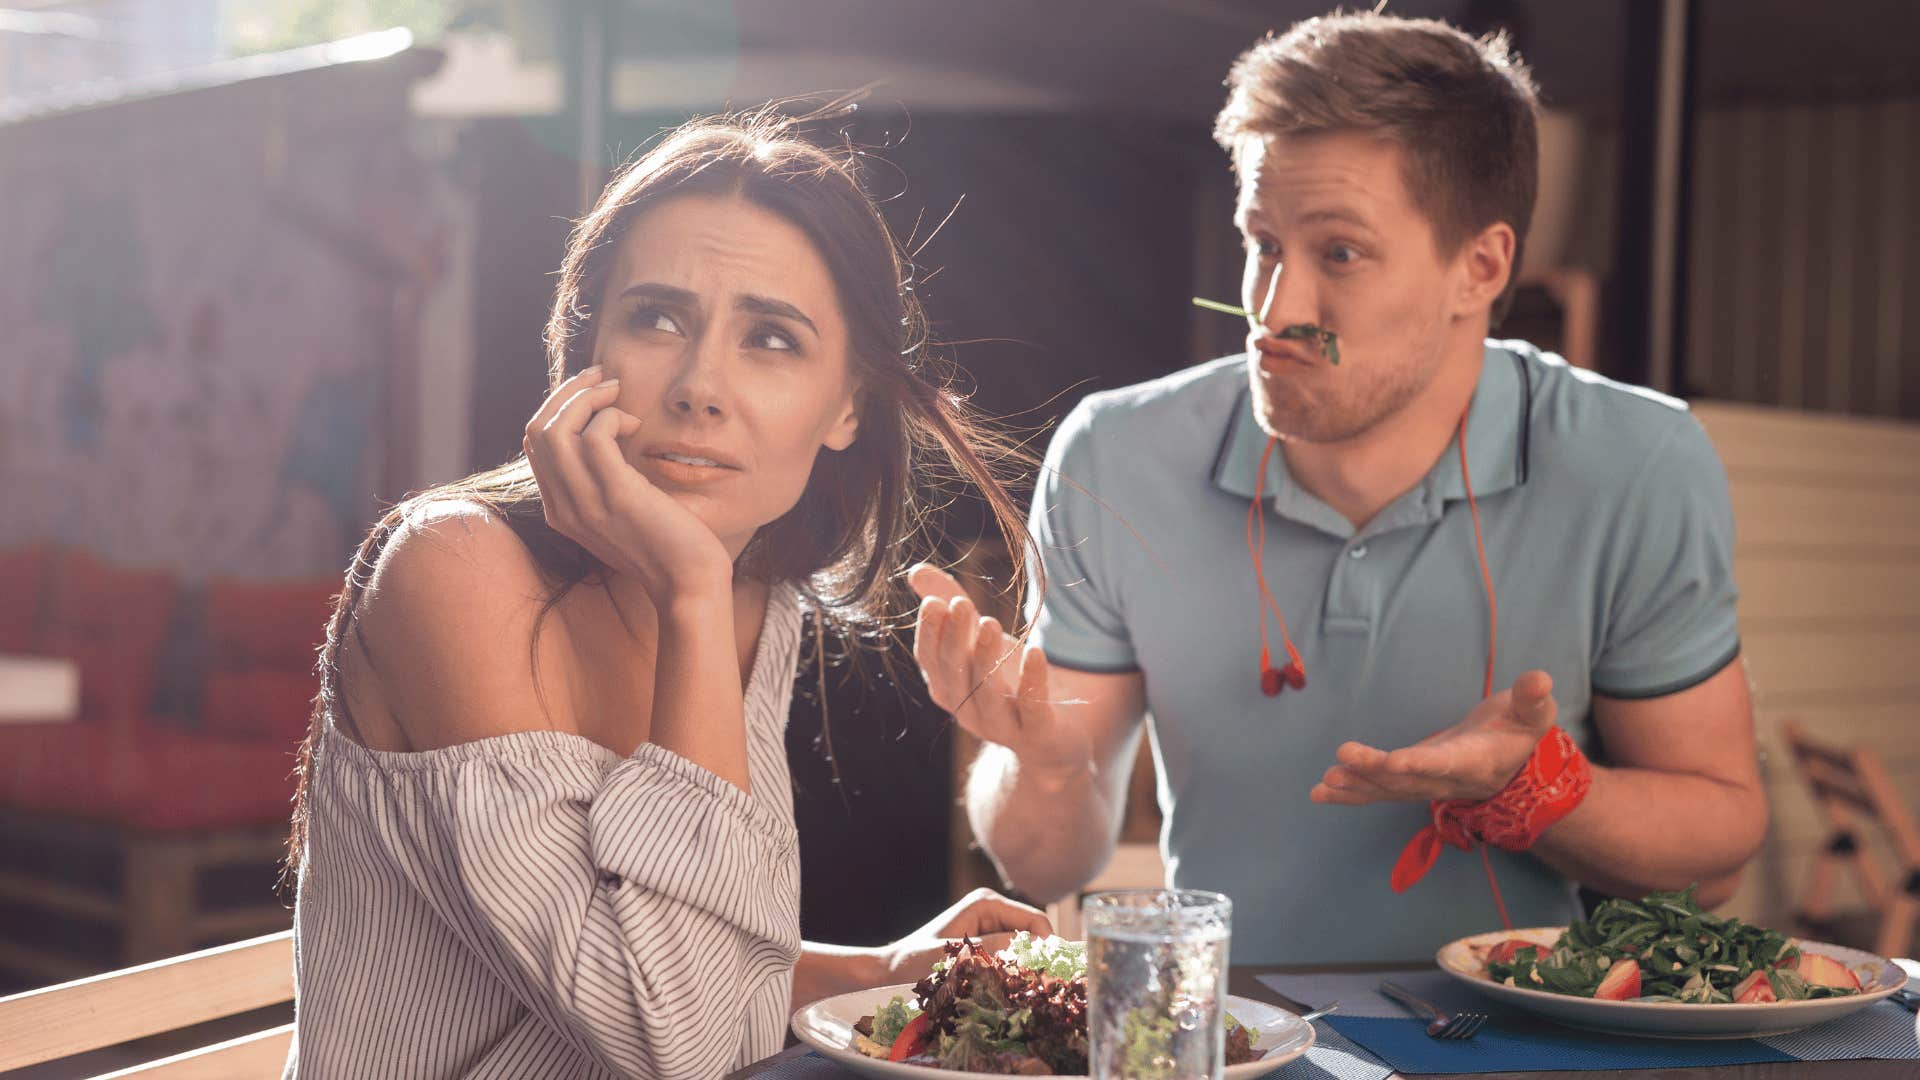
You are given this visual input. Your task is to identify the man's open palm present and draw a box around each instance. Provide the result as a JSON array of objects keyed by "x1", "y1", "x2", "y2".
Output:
[{"x1": 1311, "y1": 670, "x2": 1557, "y2": 805}]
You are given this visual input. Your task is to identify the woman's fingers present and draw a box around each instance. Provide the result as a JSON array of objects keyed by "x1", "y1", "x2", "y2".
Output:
[
  {"x1": 578, "y1": 406, "x2": 647, "y2": 511},
  {"x1": 526, "y1": 377, "x2": 622, "y2": 529},
  {"x1": 974, "y1": 932, "x2": 1019, "y2": 957},
  {"x1": 944, "y1": 890, "x2": 1052, "y2": 938},
  {"x1": 524, "y1": 365, "x2": 606, "y2": 437},
  {"x1": 543, "y1": 379, "x2": 623, "y2": 439}
]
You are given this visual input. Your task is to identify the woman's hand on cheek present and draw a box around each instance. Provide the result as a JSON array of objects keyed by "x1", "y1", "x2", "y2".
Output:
[{"x1": 523, "y1": 366, "x2": 734, "y2": 606}]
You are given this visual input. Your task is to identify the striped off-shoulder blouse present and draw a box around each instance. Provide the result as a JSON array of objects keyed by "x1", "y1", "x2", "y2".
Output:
[{"x1": 284, "y1": 583, "x2": 805, "y2": 1079}]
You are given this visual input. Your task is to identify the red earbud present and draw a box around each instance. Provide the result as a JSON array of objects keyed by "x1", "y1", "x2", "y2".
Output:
[{"x1": 1249, "y1": 412, "x2": 1491, "y2": 703}]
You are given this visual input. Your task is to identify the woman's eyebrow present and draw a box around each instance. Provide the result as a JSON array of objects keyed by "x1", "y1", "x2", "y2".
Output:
[
  {"x1": 738, "y1": 294, "x2": 818, "y2": 337},
  {"x1": 617, "y1": 281, "x2": 700, "y2": 307}
]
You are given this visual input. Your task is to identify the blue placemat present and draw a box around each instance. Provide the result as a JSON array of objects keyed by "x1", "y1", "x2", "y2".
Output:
[{"x1": 1258, "y1": 968, "x2": 1920, "y2": 1075}]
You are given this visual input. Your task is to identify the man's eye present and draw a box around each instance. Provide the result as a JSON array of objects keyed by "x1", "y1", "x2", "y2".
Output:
[
  {"x1": 1326, "y1": 244, "x2": 1358, "y2": 265},
  {"x1": 1246, "y1": 237, "x2": 1279, "y2": 258}
]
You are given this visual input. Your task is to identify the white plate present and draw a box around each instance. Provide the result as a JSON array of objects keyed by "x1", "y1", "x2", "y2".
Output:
[
  {"x1": 790, "y1": 983, "x2": 1315, "y2": 1078},
  {"x1": 1437, "y1": 926, "x2": 1907, "y2": 1038}
]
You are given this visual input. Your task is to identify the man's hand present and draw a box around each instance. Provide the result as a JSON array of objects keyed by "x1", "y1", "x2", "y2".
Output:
[
  {"x1": 1311, "y1": 670, "x2": 1558, "y2": 805},
  {"x1": 908, "y1": 563, "x2": 1091, "y2": 783}
]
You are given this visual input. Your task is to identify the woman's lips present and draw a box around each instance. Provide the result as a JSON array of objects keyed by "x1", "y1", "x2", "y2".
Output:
[{"x1": 642, "y1": 452, "x2": 739, "y2": 485}]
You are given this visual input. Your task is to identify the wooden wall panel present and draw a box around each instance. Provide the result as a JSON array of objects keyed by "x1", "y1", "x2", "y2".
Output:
[{"x1": 1696, "y1": 403, "x2": 1920, "y2": 933}]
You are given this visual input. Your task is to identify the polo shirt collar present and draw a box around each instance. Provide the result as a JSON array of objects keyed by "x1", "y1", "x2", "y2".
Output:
[{"x1": 1211, "y1": 341, "x2": 1533, "y2": 519}]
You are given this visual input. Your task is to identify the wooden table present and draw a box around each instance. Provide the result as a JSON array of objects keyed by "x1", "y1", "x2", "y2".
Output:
[
  {"x1": 731, "y1": 961, "x2": 1920, "y2": 1079},
  {"x1": 0, "y1": 654, "x2": 79, "y2": 724}
]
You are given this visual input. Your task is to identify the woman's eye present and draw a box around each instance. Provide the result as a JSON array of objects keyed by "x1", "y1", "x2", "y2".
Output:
[
  {"x1": 632, "y1": 307, "x2": 682, "y2": 335},
  {"x1": 1326, "y1": 244, "x2": 1359, "y2": 265},
  {"x1": 1246, "y1": 236, "x2": 1279, "y2": 259},
  {"x1": 747, "y1": 325, "x2": 797, "y2": 352}
]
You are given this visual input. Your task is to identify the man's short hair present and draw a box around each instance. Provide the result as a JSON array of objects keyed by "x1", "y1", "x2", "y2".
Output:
[{"x1": 1215, "y1": 12, "x2": 1540, "y2": 325}]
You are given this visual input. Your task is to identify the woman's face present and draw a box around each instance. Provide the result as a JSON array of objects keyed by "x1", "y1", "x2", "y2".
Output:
[{"x1": 590, "y1": 192, "x2": 861, "y2": 555}]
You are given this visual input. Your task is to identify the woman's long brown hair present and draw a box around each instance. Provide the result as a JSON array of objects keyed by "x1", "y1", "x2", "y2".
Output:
[{"x1": 284, "y1": 103, "x2": 1040, "y2": 880}]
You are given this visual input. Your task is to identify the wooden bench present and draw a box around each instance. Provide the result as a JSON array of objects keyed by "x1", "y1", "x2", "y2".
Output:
[{"x1": 0, "y1": 930, "x2": 292, "y2": 1077}]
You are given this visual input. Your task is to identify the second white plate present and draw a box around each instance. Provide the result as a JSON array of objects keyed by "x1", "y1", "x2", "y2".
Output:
[{"x1": 1436, "y1": 926, "x2": 1906, "y2": 1038}]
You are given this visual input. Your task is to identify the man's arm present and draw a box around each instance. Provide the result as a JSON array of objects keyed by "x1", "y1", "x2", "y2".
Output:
[
  {"x1": 1529, "y1": 658, "x2": 1766, "y2": 906},
  {"x1": 1314, "y1": 660, "x2": 1767, "y2": 908},
  {"x1": 965, "y1": 665, "x2": 1149, "y2": 904}
]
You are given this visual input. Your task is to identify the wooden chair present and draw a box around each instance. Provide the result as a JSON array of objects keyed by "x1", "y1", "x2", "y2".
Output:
[
  {"x1": 1782, "y1": 721, "x2": 1920, "y2": 958},
  {"x1": 0, "y1": 930, "x2": 292, "y2": 1077}
]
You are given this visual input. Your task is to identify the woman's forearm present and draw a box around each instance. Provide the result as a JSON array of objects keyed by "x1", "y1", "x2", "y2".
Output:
[
  {"x1": 793, "y1": 942, "x2": 888, "y2": 1008},
  {"x1": 650, "y1": 590, "x2": 751, "y2": 791}
]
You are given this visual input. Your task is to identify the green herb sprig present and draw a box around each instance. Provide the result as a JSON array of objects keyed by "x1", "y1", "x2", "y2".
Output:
[{"x1": 1189, "y1": 297, "x2": 1341, "y2": 366}]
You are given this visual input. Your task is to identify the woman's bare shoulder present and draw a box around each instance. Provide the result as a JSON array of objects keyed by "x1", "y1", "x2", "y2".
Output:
[{"x1": 346, "y1": 499, "x2": 579, "y2": 749}]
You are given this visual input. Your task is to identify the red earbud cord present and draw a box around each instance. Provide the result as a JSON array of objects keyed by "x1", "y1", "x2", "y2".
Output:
[{"x1": 1249, "y1": 411, "x2": 1514, "y2": 926}]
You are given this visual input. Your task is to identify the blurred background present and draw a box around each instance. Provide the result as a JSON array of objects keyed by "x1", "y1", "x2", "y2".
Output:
[{"x1": 1, "y1": 0, "x2": 1918, "y2": 1068}]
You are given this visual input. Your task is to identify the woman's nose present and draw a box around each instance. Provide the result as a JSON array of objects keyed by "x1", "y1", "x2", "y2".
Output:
[{"x1": 668, "y1": 339, "x2": 730, "y2": 419}]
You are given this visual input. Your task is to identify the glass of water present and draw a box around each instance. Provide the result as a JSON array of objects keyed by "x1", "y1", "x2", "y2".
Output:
[{"x1": 1084, "y1": 889, "x2": 1233, "y2": 1080}]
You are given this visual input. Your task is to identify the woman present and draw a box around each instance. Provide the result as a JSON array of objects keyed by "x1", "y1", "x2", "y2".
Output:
[{"x1": 283, "y1": 107, "x2": 1050, "y2": 1079}]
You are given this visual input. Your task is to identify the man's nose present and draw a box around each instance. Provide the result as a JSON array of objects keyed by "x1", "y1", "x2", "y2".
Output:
[{"x1": 1254, "y1": 263, "x2": 1315, "y2": 335}]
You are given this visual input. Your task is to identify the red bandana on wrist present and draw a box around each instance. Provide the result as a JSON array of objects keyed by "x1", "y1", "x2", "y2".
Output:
[{"x1": 1389, "y1": 726, "x2": 1593, "y2": 904}]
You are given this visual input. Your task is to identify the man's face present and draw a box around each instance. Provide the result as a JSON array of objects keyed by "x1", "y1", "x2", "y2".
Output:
[{"x1": 1235, "y1": 131, "x2": 1467, "y2": 443}]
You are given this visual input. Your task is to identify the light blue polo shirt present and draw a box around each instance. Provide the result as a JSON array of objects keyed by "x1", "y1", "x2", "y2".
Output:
[{"x1": 1026, "y1": 340, "x2": 1741, "y2": 964}]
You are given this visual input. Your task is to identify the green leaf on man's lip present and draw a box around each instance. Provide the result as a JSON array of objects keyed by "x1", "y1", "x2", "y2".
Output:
[{"x1": 1188, "y1": 297, "x2": 1343, "y2": 366}]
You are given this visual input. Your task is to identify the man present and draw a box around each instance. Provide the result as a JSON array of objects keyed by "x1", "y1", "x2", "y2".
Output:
[{"x1": 910, "y1": 11, "x2": 1767, "y2": 964}]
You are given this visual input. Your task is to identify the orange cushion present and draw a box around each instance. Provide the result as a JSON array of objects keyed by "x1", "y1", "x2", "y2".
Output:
[
  {"x1": 0, "y1": 725, "x2": 296, "y2": 833},
  {"x1": 0, "y1": 544, "x2": 52, "y2": 652},
  {"x1": 203, "y1": 579, "x2": 337, "y2": 672},
  {"x1": 42, "y1": 551, "x2": 178, "y2": 729},
  {"x1": 201, "y1": 669, "x2": 319, "y2": 746}
]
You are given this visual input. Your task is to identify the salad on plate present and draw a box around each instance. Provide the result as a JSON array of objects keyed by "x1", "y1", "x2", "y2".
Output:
[
  {"x1": 1474, "y1": 886, "x2": 1868, "y2": 1004},
  {"x1": 850, "y1": 932, "x2": 1266, "y2": 1074}
]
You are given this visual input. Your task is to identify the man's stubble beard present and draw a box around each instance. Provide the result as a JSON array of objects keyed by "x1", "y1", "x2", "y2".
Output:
[{"x1": 1251, "y1": 341, "x2": 1441, "y2": 446}]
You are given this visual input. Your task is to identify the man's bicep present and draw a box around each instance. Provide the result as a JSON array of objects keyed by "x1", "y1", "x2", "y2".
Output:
[{"x1": 1591, "y1": 657, "x2": 1758, "y2": 787}]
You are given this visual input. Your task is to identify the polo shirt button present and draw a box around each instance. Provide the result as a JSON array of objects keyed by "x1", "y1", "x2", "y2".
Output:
[{"x1": 1349, "y1": 544, "x2": 1369, "y2": 560}]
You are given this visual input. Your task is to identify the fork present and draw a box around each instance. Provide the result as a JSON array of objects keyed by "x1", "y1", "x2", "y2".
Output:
[{"x1": 1379, "y1": 980, "x2": 1489, "y2": 1040}]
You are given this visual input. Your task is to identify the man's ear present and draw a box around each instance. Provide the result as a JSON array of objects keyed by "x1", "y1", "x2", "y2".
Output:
[
  {"x1": 823, "y1": 391, "x2": 860, "y2": 452},
  {"x1": 1454, "y1": 221, "x2": 1516, "y2": 319}
]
